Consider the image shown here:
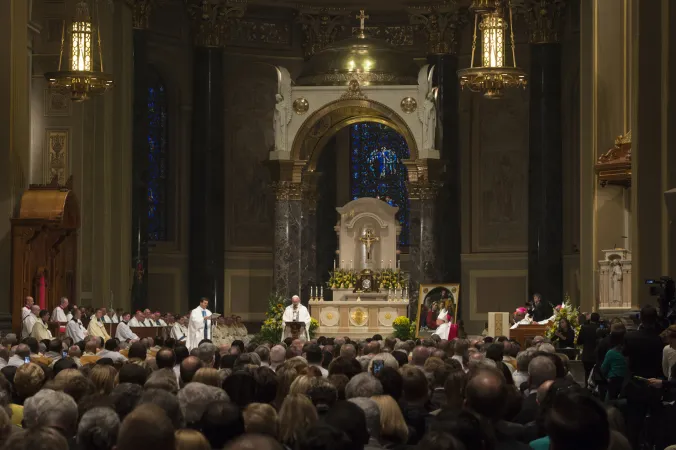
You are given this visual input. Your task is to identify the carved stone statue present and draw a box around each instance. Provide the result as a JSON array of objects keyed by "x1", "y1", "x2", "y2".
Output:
[
  {"x1": 273, "y1": 66, "x2": 292, "y2": 151},
  {"x1": 609, "y1": 260, "x2": 623, "y2": 306},
  {"x1": 417, "y1": 64, "x2": 437, "y2": 151},
  {"x1": 359, "y1": 228, "x2": 379, "y2": 262}
]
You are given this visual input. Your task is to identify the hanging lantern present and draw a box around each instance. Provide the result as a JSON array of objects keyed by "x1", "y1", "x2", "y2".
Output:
[
  {"x1": 457, "y1": 0, "x2": 526, "y2": 99},
  {"x1": 45, "y1": 0, "x2": 113, "y2": 102}
]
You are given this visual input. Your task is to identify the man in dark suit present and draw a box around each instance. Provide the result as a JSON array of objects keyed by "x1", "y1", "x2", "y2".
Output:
[
  {"x1": 528, "y1": 293, "x2": 553, "y2": 322},
  {"x1": 576, "y1": 312, "x2": 601, "y2": 385},
  {"x1": 512, "y1": 356, "x2": 557, "y2": 425}
]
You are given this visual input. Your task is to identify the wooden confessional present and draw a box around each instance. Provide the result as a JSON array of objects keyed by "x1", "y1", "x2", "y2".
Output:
[{"x1": 10, "y1": 180, "x2": 80, "y2": 333}]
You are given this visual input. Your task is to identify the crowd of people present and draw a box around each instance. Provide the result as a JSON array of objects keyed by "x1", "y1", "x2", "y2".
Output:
[
  {"x1": 3, "y1": 298, "x2": 676, "y2": 450},
  {"x1": 19, "y1": 297, "x2": 250, "y2": 348}
]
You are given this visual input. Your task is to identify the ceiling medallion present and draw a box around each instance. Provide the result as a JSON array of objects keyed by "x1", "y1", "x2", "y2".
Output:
[
  {"x1": 400, "y1": 97, "x2": 417, "y2": 114},
  {"x1": 457, "y1": 0, "x2": 527, "y2": 99},
  {"x1": 292, "y1": 97, "x2": 310, "y2": 115}
]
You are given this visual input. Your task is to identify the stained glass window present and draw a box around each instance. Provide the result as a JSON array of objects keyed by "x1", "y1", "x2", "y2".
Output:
[
  {"x1": 350, "y1": 123, "x2": 410, "y2": 246},
  {"x1": 147, "y1": 71, "x2": 168, "y2": 241}
]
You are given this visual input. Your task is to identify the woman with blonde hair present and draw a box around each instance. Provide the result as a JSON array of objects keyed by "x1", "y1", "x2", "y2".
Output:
[
  {"x1": 289, "y1": 374, "x2": 314, "y2": 395},
  {"x1": 174, "y1": 429, "x2": 210, "y2": 450},
  {"x1": 243, "y1": 403, "x2": 278, "y2": 437},
  {"x1": 278, "y1": 393, "x2": 318, "y2": 448},
  {"x1": 371, "y1": 395, "x2": 409, "y2": 449},
  {"x1": 89, "y1": 364, "x2": 117, "y2": 395},
  {"x1": 191, "y1": 368, "x2": 221, "y2": 387}
]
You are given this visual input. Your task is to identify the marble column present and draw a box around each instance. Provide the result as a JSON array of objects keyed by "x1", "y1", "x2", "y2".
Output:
[
  {"x1": 272, "y1": 182, "x2": 303, "y2": 300},
  {"x1": 130, "y1": 22, "x2": 150, "y2": 312},
  {"x1": 525, "y1": 3, "x2": 564, "y2": 305},
  {"x1": 412, "y1": 5, "x2": 466, "y2": 285},
  {"x1": 409, "y1": 183, "x2": 440, "y2": 316},
  {"x1": 300, "y1": 180, "x2": 319, "y2": 304}
]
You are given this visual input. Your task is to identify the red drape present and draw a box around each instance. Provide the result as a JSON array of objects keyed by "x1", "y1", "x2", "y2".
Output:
[{"x1": 38, "y1": 274, "x2": 46, "y2": 309}]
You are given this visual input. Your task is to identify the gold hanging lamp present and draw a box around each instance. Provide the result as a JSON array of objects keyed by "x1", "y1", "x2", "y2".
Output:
[
  {"x1": 45, "y1": 0, "x2": 113, "y2": 102},
  {"x1": 457, "y1": 0, "x2": 526, "y2": 99}
]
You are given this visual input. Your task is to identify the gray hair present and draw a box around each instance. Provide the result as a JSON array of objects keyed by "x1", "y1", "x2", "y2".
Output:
[
  {"x1": 340, "y1": 344, "x2": 357, "y2": 359},
  {"x1": 77, "y1": 407, "x2": 120, "y2": 450},
  {"x1": 528, "y1": 356, "x2": 557, "y2": 388},
  {"x1": 516, "y1": 351, "x2": 533, "y2": 372},
  {"x1": 178, "y1": 382, "x2": 229, "y2": 425},
  {"x1": 270, "y1": 345, "x2": 286, "y2": 364},
  {"x1": 145, "y1": 368, "x2": 179, "y2": 394},
  {"x1": 345, "y1": 373, "x2": 383, "y2": 400},
  {"x1": 349, "y1": 397, "x2": 381, "y2": 439},
  {"x1": 537, "y1": 343, "x2": 556, "y2": 354},
  {"x1": 24, "y1": 390, "x2": 78, "y2": 435},
  {"x1": 255, "y1": 346, "x2": 270, "y2": 363},
  {"x1": 356, "y1": 355, "x2": 372, "y2": 372},
  {"x1": 197, "y1": 342, "x2": 218, "y2": 366},
  {"x1": 367, "y1": 353, "x2": 398, "y2": 373}
]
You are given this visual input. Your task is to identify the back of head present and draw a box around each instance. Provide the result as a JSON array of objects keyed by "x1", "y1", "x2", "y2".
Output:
[
  {"x1": 3, "y1": 426, "x2": 69, "y2": 450},
  {"x1": 175, "y1": 429, "x2": 211, "y2": 450},
  {"x1": 640, "y1": 304, "x2": 658, "y2": 326},
  {"x1": 528, "y1": 355, "x2": 557, "y2": 388},
  {"x1": 465, "y1": 368, "x2": 507, "y2": 421},
  {"x1": 200, "y1": 400, "x2": 245, "y2": 448},
  {"x1": 411, "y1": 346, "x2": 430, "y2": 366},
  {"x1": 243, "y1": 402, "x2": 279, "y2": 437},
  {"x1": 545, "y1": 391, "x2": 610, "y2": 450},
  {"x1": 118, "y1": 404, "x2": 175, "y2": 450},
  {"x1": 417, "y1": 430, "x2": 467, "y2": 450},
  {"x1": 224, "y1": 435, "x2": 283, "y2": 450},
  {"x1": 223, "y1": 370, "x2": 256, "y2": 408},
  {"x1": 399, "y1": 365, "x2": 428, "y2": 402},
  {"x1": 128, "y1": 342, "x2": 147, "y2": 360},
  {"x1": 178, "y1": 382, "x2": 229, "y2": 427},
  {"x1": 139, "y1": 388, "x2": 184, "y2": 429},
  {"x1": 180, "y1": 356, "x2": 203, "y2": 384},
  {"x1": 109, "y1": 383, "x2": 143, "y2": 421},
  {"x1": 77, "y1": 407, "x2": 120, "y2": 450},
  {"x1": 297, "y1": 424, "x2": 353, "y2": 450},
  {"x1": 305, "y1": 344, "x2": 322, "y2": 364},
  {"x1": 118, "y1": 363, "x2": 149, "y2": 386},
  {"x1": 25, "y1": 390, "x2": 78, "y2": 436},
  {"x1": 156, "y1": 348, "x2": 176, "y2": 369},
  {"x1": 345, "y1": 372, "x2": 383, "y2": 400},
  {"x1": 323, "y1": 401, "x2": 370, "y2": 447},
  {"x1": 431, "y1": 409, "x2": 488, "y2": 450},
  {"x1": 348, "y1": 397, "x2": 380, "y2": 439}
]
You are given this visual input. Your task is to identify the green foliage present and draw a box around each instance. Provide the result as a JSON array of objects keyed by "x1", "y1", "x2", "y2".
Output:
[
  {"x1": 545, "y1": 295, "x2": 582, "y2": 342},
  {"x1": 392, "y1": 316, "x2": 415, "y2": 340},
  {"x1": 255, "y1": 292, "x2": 287, "y2": 343}
]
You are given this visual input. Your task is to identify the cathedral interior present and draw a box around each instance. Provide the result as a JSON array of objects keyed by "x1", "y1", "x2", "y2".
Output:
[{"x1": 0, "y1": 0, "x2": 675, "y2": 335}]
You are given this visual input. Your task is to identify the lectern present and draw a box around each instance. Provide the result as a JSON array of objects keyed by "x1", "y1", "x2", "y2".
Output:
[{"x1": 285, "y1": 321, "x2": 306, "y2": 340}]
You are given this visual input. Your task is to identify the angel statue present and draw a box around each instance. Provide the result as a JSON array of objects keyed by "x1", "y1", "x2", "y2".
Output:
[
  {"x1": 273, "y1": 66, "x2": 292, "y2": 152},
  {"x1": 417, "y1": 64, "x2": 437, "y2": 151}
]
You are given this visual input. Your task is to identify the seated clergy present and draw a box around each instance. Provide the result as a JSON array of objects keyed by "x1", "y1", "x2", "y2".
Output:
[
  {"x1": 22, "y1": 305, "x2": 40, "y2": 340},
  {"x1": 115, "y1": 312, "x2": 139, "y2": 342},
  {"x1": 87, "y1": 309, "x2": 111, "y2": 341},
  {"x1": 281, "y1": 295, "x2": 311, "y2": 341},
  {"x1": 66, "y1": 309, "x2": 88, "y2": 343},
  {"x1": 170, "y1": 316, "x2": 188, "y2": 343},
  {"x1": 52, "y1": 297, "x2": 69, "y2": 323},
  {"x1": 433, "y1": 310, "x2": 457, "y2": 340},
  {"x1": 30, "y1": 310, "x2": 53, "y2": 341},
  {"x1": 128, "y1": 311, "x2": 146, "y2": 327}
]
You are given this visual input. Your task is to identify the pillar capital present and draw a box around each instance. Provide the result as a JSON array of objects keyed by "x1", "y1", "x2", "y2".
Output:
[
  {"x1": 296, "y1": 8, "x2": 350, "y2": 59},
  {"x1": 126, "y1": 0, "x2": 154, "y2": 30},
  {"x1": 408, "y1": 181, "x2": 442, "y2": 200},
  {"x1": 515, "y1": 0, "x2": 566, "y2": 44},
  {"x1": 185, "y1": 0, "x2": 247, "y2": 48},
  {"x1": 270, "y1": 181, "x2": 303, "y2": 201},
  {"x1": 409, "y1": 4, "x2": 469, "y2": 55}
]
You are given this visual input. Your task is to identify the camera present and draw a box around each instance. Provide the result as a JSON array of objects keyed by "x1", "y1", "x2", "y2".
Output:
[{"x1": 646, "y1": 276, "x2": 676, "y2": 323}]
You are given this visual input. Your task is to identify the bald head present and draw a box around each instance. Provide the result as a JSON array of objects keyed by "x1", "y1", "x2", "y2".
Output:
[
  {"x1": 465, "y1": 368, "x2": 508, "y2": 420},
  {"x1": 411, "y1": 346, "x2": 430, "y2": 366},
  {"x1": 291, "y1": 295, "x2": 300, "y2": 306},
  {"x1": 528, "y1": 356, "x2": 557, "y2": 388},
  {"x1": 224, "y1": 435, "x2": 283, "y2": 450},
  {"x1": 31, "y1": 305, "x2": 40, "y2": 315}
]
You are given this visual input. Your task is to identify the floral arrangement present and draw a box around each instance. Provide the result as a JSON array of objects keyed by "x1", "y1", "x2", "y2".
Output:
[
  {"x1": 256, "y1": 292, "x2": 287, "y2": 343},
  {"x1": 328, "y1": 269, "x2": 358, "y2": 289},
  {"x1": 375, "y1": 269, "x2": 405, "y2": 290},
  {"x1": 392, "y1": 316, "x2": 416, "y2": 340},
  {"x1": 545, "y1": 294, "x2": 582, "y2": 342},
  {"x1": 309, "y1": 317, "x2": 319, "y2": 339}
]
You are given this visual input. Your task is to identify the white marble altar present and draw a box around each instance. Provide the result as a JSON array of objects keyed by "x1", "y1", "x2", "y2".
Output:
[
  {"x1": 335, "y1": 198, "x2": 400, "y2": 271},
  {"x1": 598, "y1": 248, "x2": 633, "y2": 310}
]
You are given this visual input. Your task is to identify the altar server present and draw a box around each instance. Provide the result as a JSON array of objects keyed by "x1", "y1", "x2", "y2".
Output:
[
  {"x1": 281, "y1": 295, "x2": 311, "y2": 341},
  {"x1": 187, "y1": 297, "x2": 214, "y2": 350},
  {"x1": 115, "y1": 312, "x2": 139, "y2": 342}
]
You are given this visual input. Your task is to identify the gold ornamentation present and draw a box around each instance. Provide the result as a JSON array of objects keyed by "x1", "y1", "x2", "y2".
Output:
[
  {"x1": 409, "y1": 5, "x2": 469, "y2": 55},
  {"x1": 384, "y1": 312, "x2": 392, "y2": 320},
  {"x1": 515, "y1": 0, "x2": 566, "y2": 44},
  {"x1": 229, "y1": 20, "x2": 291, "y2": 45},
  {"x1": 400, "y1": 97, "x2": 417, "y2": 114},
  {"x1": 297, "y1": 9, "x2": 349, "y2": 59},
  {"x1": 495, "y1": 312, "x2": 505, "y2": 336},
  {"x1": 340, "y1": 80, "x2": 368, "y2": 100},
  {"x1": 126, "y1": 0, "x2": 154, "y2": 30},
  {"x1": 595, "y1": 130, "x2": 631, "y2": 187},
  {"x1": 185, "y1": 0, "x2": 247, "y2": 48},
  {"x1": 409, "y1": 181, "x2": 442, "y2": 200},
  {"x1": 45, "y1": 130, "x2": 69, "y2": 185},
  {"x1": 350, "y1": 307, "x2": 368, "y2": 327},
  {"x1": 615, "y1": 130, "x2": 631, "y2": 146},
  {"x1": 326, "y1": 313, "x2": 333, "y2": 320},
  {"x1": 293, "y1": 98, "x2": 310, "y2": 115},
  {"x1": 350, "y1": 25, "x2": 415, "y2": 46},
  {"x1": 44, "y1": 90, "x2": 72, "y2": 117},
  {"x1": 271, "y1": 181, "x2": 303, "y2": 201}
]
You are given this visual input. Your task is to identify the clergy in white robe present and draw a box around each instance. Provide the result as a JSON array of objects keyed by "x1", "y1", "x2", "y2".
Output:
[
  {"x1": 22, "y1": 305, "x2": 40, "y2": 339},
  {"x1": 433, "y1": 310, "x2": 452, "y2": 339},
  {"x1": 52, "y1": 298, "x2": 69, "y2": 323},
  {"x1": 22, "y1": 296, "x2": 34, "y2": 320},
  {"x1": 171, "y1": 318, "x2": 187, "y2": 343},
  {"x1": 87, "y1": 309, "x2": 111, "y2": 341},
  {"x1": 66, "y1": 309, "x2": 89, "y2": 343},
  {"x1": 115, "y1": 314, "x2": 139, "y2": 342},
  {"x1": 281, "y1": 295, "x2": 311, "y2": 341},
  {"x1": 187, "y1": 298, "x2": 213, "y2": 350},
  {"x1": 128, "y1": 312, "x2": 146, "y2": 327}
]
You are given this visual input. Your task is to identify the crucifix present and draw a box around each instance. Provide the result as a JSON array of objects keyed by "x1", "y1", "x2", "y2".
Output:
[
  {"x1": 356, "y1": 9, "x2": 369, "y2": 33},
  {"x1": 359, "y1": 229, "x2": 379, "y2": 261}
]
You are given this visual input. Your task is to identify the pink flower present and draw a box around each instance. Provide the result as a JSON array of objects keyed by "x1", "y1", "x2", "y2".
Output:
[{"x1": 555, "y1": 305, "x2": 562, "y2": 311}]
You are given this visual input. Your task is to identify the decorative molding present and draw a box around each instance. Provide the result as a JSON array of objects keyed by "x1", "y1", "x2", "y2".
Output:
[
  {"x1": 297, "y1": 9, "x2": 350, "y2": 59},
  {"x1": 377, "y1": 307, "x2": 399, "y2": 327},
  {"x1": 350, "y1": 25, "x2": 415, "y2": 46},
  {"x1": 469, "y1": 269, "x2": 528, "y2": 322},
  {"x1": 44, "y1": 89, "x2": 71, "y2": 117},
  {"x1": 270, "y1": 181, "x2": 303, "y2": 201},
  {"x1": 319, "y1": 306, "x2": 340, "y2": 327},
  {"x1": 400, "y1": 97, "x2": 417, "y2": 114},
  {"x1": 340, "y1": 79, "x2": 368, "y2": 100},
  {"x1": 515, "y1": 0, "x2": 566, "y2": 44},
  {"x1": 184, "y1": 0, "x2": 247, "y2": 48},
  {"x1": 228, "y1": 19, "x2": 291, "y2": 45},
  {"x1": 408, "y1": 4, "x2": 469, "y2": 55},
  {"x1": 44, "y1": 129, "x2": 69, "y2": 185},
  {"x1": 126, "y1": 0, "x2": 155, "y2": 30},
  {"x1": 408, "y1": 181, "x2": 441, "y2": 200}
]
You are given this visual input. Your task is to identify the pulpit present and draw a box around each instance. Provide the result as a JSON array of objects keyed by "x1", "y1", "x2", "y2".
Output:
[
  {"x1": 11, "y1": 181, "x2": 79, "y2": 334},
  {"x1": 285, "y1": 321, "x2": 305, "y2": 340},
  {"x1": 510, "y1": 323, "x2": 551, "y2": 348}
]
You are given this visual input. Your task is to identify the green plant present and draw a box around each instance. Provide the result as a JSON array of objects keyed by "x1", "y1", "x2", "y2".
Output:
[
  {"x1": 309, "y1": 317, "x2": 319, "y2": 339},
  {"x1": 254, "y1": 292, "x2": 288, "y2": 343}
]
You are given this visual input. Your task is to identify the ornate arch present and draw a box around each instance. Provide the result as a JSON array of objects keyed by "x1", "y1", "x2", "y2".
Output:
[{"x1": 290, "y1": 98, "x2": 420, "y2": 180}]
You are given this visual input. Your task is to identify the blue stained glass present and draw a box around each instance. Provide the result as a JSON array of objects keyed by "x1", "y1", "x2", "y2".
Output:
[
  {"x1": 350, "y1": 123, "x2": 410, "y2": 246},
  {"x1": 147, "y1": 76, "x2": 168, "y2": 241}
]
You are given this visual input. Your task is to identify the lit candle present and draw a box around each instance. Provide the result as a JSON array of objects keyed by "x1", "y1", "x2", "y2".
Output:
[
  {"x1": 350, "y1": 260, "x2": 353, "y2": 270},
  {"x1": 320, "y1": 286, "x2": 323, "y2": 298},
  {"x1": 334, "y1": 259, "x2": 336, "y2": 270},
  {"x1": 389, "y1": 260, "x2": 392, "y2": 269},
  {"x1": 341, "y1": 259, "x2": 344, "y2": 269}
]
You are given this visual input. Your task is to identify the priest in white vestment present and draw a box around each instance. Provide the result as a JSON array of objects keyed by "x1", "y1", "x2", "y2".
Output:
[
  {"x1": 128, "y1": 311, "x2": 146, "y2": 327},
  {"x1": 115, "y1": 313, "x2": 139, "y2": 342},
  {"x1": 22, "y1": 296, "x2": 34, "y2": 320},
  {"x1": 22, "y1": 305, "x2": 40, "y2": 339},
  {"x1": 52, "y1": 297, "x2": 69, "y2": 323},
  {"x1": 433, "y1": 310, "x2": 452, "y2": 339},
  {"x1": 187, "y1": 298, "x2": 214, "y2": 350},
  {"x1": 171, "y1": 316, "x2": 188, "y2": 343},
  {"x1": 66, "y1": 309, "x2": 88, "y2": 342},
  {"x1": 281, "y1": 295, "x2": 311, "y2": 341}
]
